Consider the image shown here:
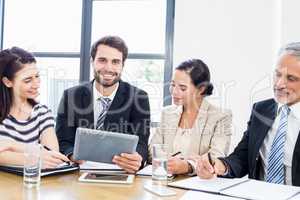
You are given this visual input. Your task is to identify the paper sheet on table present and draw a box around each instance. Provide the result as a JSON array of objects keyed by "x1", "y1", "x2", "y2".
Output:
[
  {"x1": 168, "y1": 176, "x2": 247, "y2": 193},
  {"x1": 222, "y1": 179, "x2": 300, "y2": 200},
  {"x1": 179, "y1": 191, "x2": 243, "y2": 200},
  {"x1": 80, "y1": 161, "x2": 123, "y2": 172},
  {"x1": 137, "y1": 165, "x2": 173, "y2": 178}
]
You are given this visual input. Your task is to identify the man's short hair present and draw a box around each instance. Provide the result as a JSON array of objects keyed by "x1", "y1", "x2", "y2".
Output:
[{"x1": 90, "y1": 36, "x2": 128, "y2": 63}]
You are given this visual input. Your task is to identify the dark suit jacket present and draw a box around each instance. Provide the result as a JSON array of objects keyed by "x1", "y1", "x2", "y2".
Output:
[
  {"x1": 55, "y1": 80, "x2": 151, "y2": 164},
  {"x1": 222, "y1": 99, "x2": 300, "y2": 186}
]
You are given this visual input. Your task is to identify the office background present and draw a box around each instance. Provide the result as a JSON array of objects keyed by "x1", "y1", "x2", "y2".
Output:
[{"x1": 0, "y1": 0, "x2": 299, "y2": 150}]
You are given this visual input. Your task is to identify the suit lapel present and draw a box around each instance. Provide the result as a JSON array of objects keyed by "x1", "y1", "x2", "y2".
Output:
[
  {"x1": 81, "y1": 81, "x2": 94, "y2": 128},
  {"x1": 292, "y1": 130, "x2": 300, "y2": 185},
  {"x1": 253, "y1": 100, "x2": 278, "y2": 157},
  {"x1": 190, "y1": 100, "x2": 209, "y2": 155}
]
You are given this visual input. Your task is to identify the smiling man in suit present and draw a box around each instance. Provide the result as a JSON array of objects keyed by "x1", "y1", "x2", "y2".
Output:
[
  {"x1": 196, "y1": 42, "x2": 300, "y2": 186},
  {"x1": 56, "y1": 36, "x2": 150, "y2": 173}
]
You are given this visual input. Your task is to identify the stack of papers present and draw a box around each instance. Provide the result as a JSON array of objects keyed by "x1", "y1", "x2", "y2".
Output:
[{"x1": 79, "y1": 161, "x2": 125, "y2": 173}]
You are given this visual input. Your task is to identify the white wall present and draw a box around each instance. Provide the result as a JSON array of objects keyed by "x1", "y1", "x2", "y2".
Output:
[
  {"x1": 281, "y1": 0, "x2": 300, "y2": 44},
  {"x1": 173, "y1": 0, "x2": 295, "y2": 150}
]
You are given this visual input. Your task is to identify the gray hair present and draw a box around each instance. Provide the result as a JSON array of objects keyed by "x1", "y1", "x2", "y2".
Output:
[{"x1": 279, "y1": 42, "x2": 300, "y2": 59}]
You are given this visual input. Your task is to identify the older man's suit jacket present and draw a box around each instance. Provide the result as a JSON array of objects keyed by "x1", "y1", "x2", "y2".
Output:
[{"x1": 223, "y1": 99, "x2": 300, "y2": 186}]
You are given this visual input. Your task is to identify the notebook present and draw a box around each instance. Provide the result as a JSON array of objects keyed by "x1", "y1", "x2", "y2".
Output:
[
  {"x1": 168, "y1": 177, "x2": 300, "y2": 200},
  {"x1": 0, "y1": 162, "x2": 79, "y2": 177}
]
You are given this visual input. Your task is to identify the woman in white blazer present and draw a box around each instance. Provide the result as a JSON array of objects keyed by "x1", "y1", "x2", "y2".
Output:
[{"x1": 149, "y1": 59, "x2": 232, "y2": 175}]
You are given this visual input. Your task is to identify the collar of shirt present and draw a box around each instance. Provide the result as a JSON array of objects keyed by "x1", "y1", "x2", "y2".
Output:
[
  {"x1": 289, "y1": 101, "x2": 300, "y2": 121},
  {"x1": 93, "y1": 81, "x2": 119, "y2": 103},
  {"x1": 276, "y1": 101, "x2": 300, "y2": 120}
]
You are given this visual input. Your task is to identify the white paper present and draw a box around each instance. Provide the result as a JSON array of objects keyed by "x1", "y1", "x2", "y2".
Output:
[
  {"x1": 80, "y1": 161, "x2": 122, "y2": 170},
  {"x1": 137, "y1": 165, "x2": 173, "y2": 178},
  {"x1": 137, "y1": 165, "x2": 152, "y2": 176},
  {"x1": 222, "y1": 179, "x2": 300, "y2": 200},
  {"x1": 179, "y1": 191, "x2": 243, "y2": 200},
  {"x1": 168, "y1": 176, "x2": 247, "y2": 193},
  {"x1": 290, "y1": 193, "x2": 300, "y2": 200}
]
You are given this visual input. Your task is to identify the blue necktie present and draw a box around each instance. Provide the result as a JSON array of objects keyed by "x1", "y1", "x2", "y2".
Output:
[
  {"x1": 96, "y1": 97, "x2": 111, "y2": 130},
  {"x1": 266, "y1": 105, "x2": 290, "y2": 184}
]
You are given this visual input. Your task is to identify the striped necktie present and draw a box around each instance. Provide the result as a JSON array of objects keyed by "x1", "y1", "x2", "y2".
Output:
[
  {"x1": 265, "y1": 105, "x2": 290, "y2": 184},
  {"x1": 96, "y1": 97, "x2": 111, "y2": 130}
]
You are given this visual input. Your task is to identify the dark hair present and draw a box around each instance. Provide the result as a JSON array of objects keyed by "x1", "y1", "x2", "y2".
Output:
[
  {"x1": 0, "y1": 47, "x2": 36, "y2": 122},
  {"x1": 176, "y1": 59, "x2": 213, "y2": 96},
  {"x1": 90, "y1": 35, "x2": 128, "y2": 64}
]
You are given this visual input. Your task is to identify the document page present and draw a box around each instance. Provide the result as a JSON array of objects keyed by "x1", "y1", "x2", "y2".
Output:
[
  {"x1": 137, "y1": 165, "x2": 174, "y2": 178},
  {"x1": 179, "y1": 191, "x2": 243, "y2": 200},
  {"x1": 80, "y1": 161, "x2": 123, "y2": 172},
  {"x1": 168, "y1": 176, "x2": 247, "y2": 193},
  {"x1": 136, "y1": 165, "x2": 152, "y2": 176},
  {"x1": 222, "y1": 179, "x2": 300, "y2": 200}
]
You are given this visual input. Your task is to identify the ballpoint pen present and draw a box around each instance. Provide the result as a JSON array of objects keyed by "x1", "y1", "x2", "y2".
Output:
[
  {"x1": 208, "y1": 152, "x2": 215, "y2": 166},
  {"x1": 171, "y1": 151, "x2": 181, "y2": 157}
]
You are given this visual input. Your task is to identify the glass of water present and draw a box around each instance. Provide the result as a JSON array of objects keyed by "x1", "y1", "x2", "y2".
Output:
[
  {"x1": 23, "y1": 143, "x2": 42, "y2": 189},
  {"x1": 152, "y1": 144, "x2": 168, "y2": 185}
]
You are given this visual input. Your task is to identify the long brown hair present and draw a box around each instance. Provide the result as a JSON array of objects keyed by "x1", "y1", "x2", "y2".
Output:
[{"x1": 0, "y1": 47, "x2": 36, "y2": 122}]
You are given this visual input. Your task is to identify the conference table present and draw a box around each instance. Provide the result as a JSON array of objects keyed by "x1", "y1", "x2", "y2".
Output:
[{"x1": 0, "y1": 171, "x2": 187, "y2": 200}]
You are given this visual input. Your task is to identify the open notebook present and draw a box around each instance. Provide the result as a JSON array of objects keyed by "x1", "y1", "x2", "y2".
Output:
[
  {"x1": 0, "y1": 162, "x2": 79, "y2": 177},
  {"x1": 168, "y1": 176, "x2": 300, "y2": 200}
]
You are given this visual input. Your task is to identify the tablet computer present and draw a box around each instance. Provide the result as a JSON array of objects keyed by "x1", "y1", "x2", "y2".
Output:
[
  {"x1": 78, "y1": 172, "x2": 135, "y2": 184},
  {"x1": 73, "y1": 128, "x2": 139, "y2": 164}
]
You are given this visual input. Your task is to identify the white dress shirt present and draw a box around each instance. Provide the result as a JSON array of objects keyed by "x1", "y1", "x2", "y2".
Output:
[
  {"x1": 93, "y1": 82, "x2": 119, "y2": 127},
  {"x1": 259, "y1": 102, "x2": 300, "y2": 185}
]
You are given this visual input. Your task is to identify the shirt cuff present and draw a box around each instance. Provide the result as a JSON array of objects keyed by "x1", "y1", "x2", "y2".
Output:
[
  {"x1": 186, "y1": 159, "x2": 197, "y2": 176},
  {"x1": 218, "y1": 157, "x2": 231, "y2": 177}
]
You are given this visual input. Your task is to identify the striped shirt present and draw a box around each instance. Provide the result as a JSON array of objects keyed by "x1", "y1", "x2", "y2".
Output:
[{"x1": 0, "y1": 104, "x2": 55, "y2": 144}]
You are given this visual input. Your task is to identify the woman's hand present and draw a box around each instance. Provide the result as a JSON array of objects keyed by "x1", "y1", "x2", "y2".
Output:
[
  {"x1": 41, "y1": 149, "x2": 69, "y2": 169},
  {"x1": 167, "y1": 157, "x2": 190, "y2": 175}
]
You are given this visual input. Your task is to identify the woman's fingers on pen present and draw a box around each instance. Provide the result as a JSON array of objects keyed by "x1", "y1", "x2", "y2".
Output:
[
  {"x1": 44, "y1": 155, "x2": 63, "y2": 166},
  {"x1": 202, "y1": 154, "x2": 214, "y2": 173},
  {"x1": 196, "y1": 159, "x2": 215, "y2": 179},
  {"x1": 42, "y1": 159, "x2": 60, "y2": 169},
  {"x1": 50, "y1": 151, "x2": 69, "y2": 162}
]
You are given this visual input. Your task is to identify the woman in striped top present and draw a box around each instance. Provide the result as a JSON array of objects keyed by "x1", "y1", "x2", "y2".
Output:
[{"x1": 0, "y1": 47, "x2": 69, "y2": 168}]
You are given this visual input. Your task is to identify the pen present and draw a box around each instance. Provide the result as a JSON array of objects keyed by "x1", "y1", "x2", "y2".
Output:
[
  {"x1": 42, "y1": 145, "x2": 71, "y2": 165},
  {"x1": 208, "y1": 152, "x2": 215, "y2": 166},
  {"x1": 171, "y1": 151, "x2": 181, "y2": 157},
  {"x1": 42, "y1": 145, "x2": 52, "y2": 151}
]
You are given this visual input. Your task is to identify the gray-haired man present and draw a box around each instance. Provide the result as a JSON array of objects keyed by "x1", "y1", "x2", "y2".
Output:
[{"x1": 196, "y1": 42, "x2": 300, "y2": 186}]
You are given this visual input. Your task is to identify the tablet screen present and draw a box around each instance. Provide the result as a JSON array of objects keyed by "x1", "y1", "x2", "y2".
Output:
[
  {"x1": 79, "y1": 172, "x2": 134, "y2": 184},
  {"x1": 85, "y1": 173, "x2": 128, "y2": 181}
]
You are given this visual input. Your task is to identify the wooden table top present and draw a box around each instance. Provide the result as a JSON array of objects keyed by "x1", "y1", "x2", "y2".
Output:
[{"x1": 0, "y1": 171, "x2": 187, "y2": 200}]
